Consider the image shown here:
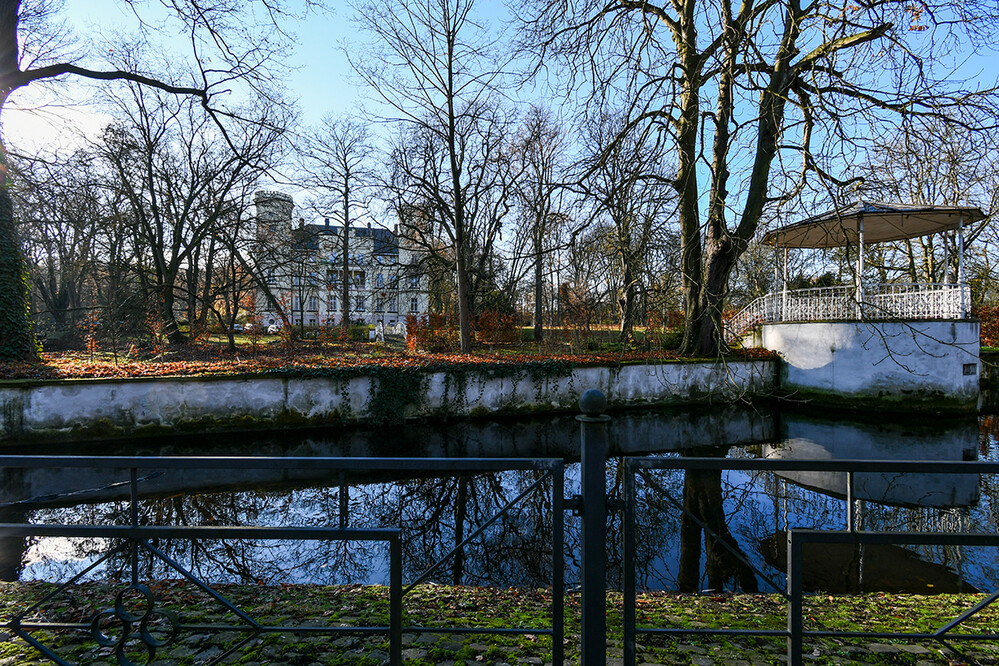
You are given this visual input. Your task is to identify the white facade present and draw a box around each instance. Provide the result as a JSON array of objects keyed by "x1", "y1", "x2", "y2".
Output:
[
  {"x1": 254, "y1": 191, "x2": 428, "y2": 329},
  {"x1": 761, "y1": 320, "x2": 980, "y2": 412}
]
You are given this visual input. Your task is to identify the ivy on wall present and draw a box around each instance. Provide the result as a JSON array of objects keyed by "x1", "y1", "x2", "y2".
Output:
[
  {"x1": 0, "y1": 184, "x2": 38, "y2": 362},
  {"x1": 266, "y1": 358, "x2": 576, "y2": 425}
]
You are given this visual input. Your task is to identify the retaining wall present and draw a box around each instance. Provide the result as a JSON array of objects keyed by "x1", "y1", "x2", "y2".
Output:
[
  {"x1": 0, "y1": 360, "x2": 776, "y2": 443},
  {"x1": 761, "y1": 319, "x2": 980, "y2": 412}
]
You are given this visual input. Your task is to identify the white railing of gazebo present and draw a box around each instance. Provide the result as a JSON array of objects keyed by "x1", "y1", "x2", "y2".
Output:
[{"x1": 725, "y1": 282, "x2": 970, "y2": 343}]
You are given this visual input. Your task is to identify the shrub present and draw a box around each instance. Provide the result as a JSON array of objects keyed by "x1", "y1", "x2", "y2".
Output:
[
  {"x1": 475, "y1": 310, "x2": 518, "y2": 345},
  {"x1": 406, "y1": 313, "x2": 460, "y2": 352},
  {"x1": 349, "y1": 324, "x2": 370, "y2": 341},
  {"x1": 975, "y1": 305, "x2": 999, "y2": 347},
  {"x1": 645, "y1": 309, "x2": 685, "y2": 350}
]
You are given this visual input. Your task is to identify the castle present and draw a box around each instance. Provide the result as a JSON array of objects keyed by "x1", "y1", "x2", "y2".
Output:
[{"x1": 253, "y1": 191, "x2": 428, "y2": 330}]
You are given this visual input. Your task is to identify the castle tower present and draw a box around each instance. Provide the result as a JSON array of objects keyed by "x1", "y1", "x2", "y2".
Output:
[{"x1": 254, "y1": 190, "x2": 294, "y2": 235}]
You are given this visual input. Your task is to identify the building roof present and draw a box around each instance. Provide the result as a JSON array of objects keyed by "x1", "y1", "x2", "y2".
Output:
[
  {"x1": 761, "y1": 201, "x2": 986, "y2": 249},
  {"x1": 292, "y1": 224, "x2": 399, "y2": 256}
]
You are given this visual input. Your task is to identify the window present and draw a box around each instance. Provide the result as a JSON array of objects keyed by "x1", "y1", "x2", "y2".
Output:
[
  {"x1": 266, "y1": 270, "x2": 276, "y2": 286},
  {"x1": 409, "y1": 297, "x2": 419, "y2": 313},
  {"x1": 376, "y1": 273, "x2": 385, "y2": 287},
  {"x1": 375, "y1": 298, "x2": 384, "y2": 313},
  {"x1": 308, "y1": 318, "x2": 316, "y2": 326},
  {"x1": 307, "y1": 296, "x2": 317, "y2": 311},
  {"x1": 408, "y1": 276, "x2": 419, "y2": 289},
  {"x1": 351, "y1": 271, "x2": 366, "y2": 288},
  {"x1": 388, "y1": 297, "x2": 398, "y2": 313},
  {"x1": 355, "y1": 295, "x2": 366, "y2": 312}
]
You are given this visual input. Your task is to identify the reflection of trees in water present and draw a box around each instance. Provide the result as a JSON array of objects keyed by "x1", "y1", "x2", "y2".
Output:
[
  {"x1": 19, "y1": 459, "x2": 999, "y2": 592},
  {"x1": 606, "y1": 454, "x2": 760, "y2": 594},
  {"x1": 367, "y1": 471, "x2": 558, "y2": 587},
  {"x1": 22, "y1": 471, "x2": 563, "y2": 588},
  {"x1": 677, "y1": 465, "x2": 759, "y2": 592},
  {"x1": 25, "y1": 489, "x2": 371, "y2": 585}
]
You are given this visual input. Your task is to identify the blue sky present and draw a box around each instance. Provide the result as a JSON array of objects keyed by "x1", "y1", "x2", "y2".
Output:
[
  {"x1": 3, "y1": 0, "x2": 526, "y2": 154},
  {"x1": 2, "y1": 0, "x2": 995, "y2": 228},
  {"x1": 4, "y1": 1, "x2": 369, "y2": 152}
]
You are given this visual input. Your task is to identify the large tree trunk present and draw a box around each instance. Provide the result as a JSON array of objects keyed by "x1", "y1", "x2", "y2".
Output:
[
  {"x1": 157, "y1": 282, "x2": 187, "y2": 344},
  {"x1": 618, "y1": 253, "x2": 636, "y2": 343},
  {"x1": 688, "y1": 238, "x2": 737, "y2": 355},
  {"x1": 533, "y1": 231, "x2": 544, "y2": 344},
  {"x1": 0, "y1": 182, "x2": 38, "y2": 361},
  {"x1": 455, "y1": 247, "x2": 473, "y2": 353},
  {"x1": 675, "y1": 39, "x2": 706, "y2": 357},
  {"x1": 341, "y1": 204, "x2": 351, "y2": 330}
]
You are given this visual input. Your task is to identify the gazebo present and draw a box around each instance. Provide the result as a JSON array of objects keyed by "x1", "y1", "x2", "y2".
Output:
[{"x1": 726, "y1": 201, "x2": 985, "y2": 341}]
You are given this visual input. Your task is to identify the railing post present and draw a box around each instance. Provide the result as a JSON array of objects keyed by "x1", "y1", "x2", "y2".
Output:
[
  {"x1": 577, "y1": 389, "x2": 610, "y2": 666},
  {"x1": 787, "y1": 529, "x2": 803, "y2": 666},
  {"x1": 623, "y1": 459, "x2": 637, "y2": 666}
]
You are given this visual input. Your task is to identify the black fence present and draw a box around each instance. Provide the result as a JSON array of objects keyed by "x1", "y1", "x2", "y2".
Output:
[
  {"x1": 0, "y1": 455, "x2": 564, "y2": 666},
  {"x1": 619, "y1": 456, "x2": 999, "y2": 666},
  {"x1": 1, "y1": 392, "x2": 998, "y2": 665}
]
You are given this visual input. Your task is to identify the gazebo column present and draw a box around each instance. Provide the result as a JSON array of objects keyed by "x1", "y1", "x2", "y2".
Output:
[
  {"x1": 855, "y1": 214, "x2": 865, "y2": 319},
  {"x1": 782, "y1": 247, "x2": 789, "y2": 321},
  {"x1": 958, "y1": 215, "x2": 966, "y2": 316}
]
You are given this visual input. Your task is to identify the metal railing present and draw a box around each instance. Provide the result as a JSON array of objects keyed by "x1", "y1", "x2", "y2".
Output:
[
  {"x1": 725, "y1": 282, "x2": 971, "y2": 342},
  {"x1": 4, "y1": 399, "x2": 997, "y2": 666},
  {"x1": 619, "y1": 456, "x2": 999, "y2": 666},
  {"x1": 0, "y1": 455, "x2": 565, "y2": 666}
]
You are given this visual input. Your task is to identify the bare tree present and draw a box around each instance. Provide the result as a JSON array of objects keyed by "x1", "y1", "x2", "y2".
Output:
[
  {"x1": 96, "y1": 84, "x2": 286, "y2": 343},
  {"x1": 351, "y1": 0, "x2": 514, "y2": 353},
  {"x1": 11, "y1": 150, "x2": 101, "y2": 336},
  {"x1": 0, "y1": 0, "x2": 312, "y2": 360},
  {"x1": 581, "y1": 112, "x2": 676, "y2": 342},
  {"x1": 297, "y1": 115, "x2": 374, "y2": 331},
  {"x1": 517, "y1": 0, "x2": 999, "y2": 355},
  {"x1": 509, "y1": 105, "x2": 570, "y2": 344},
  {"x1": 861, "y1": 118, "x2": 998, "y2": 291}
]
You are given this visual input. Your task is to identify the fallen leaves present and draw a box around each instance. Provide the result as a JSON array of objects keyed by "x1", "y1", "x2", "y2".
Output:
[{"x1": 0, "y1": 347, "x2": 778, "y2": 381}]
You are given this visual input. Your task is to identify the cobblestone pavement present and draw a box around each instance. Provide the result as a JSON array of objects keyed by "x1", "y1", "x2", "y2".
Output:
[{"x1": 4, "y1": 628, "x2": 999, "y2": 665}]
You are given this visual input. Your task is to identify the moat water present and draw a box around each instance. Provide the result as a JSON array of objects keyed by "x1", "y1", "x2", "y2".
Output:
[{"x1": 2, "y1": 404, "x2": 995, "y2": 595}]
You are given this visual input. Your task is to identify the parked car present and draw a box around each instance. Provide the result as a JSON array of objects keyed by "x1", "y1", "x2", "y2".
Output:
[
  {"x1": 267, "y1": 324, "x2": 282, "y2": 334},
  {"x1": 230, "y1": 324, "x2": 244, "y2": 334}
]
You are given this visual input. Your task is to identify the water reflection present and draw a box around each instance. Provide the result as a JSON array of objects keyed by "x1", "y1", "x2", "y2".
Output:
[
  {"x1": 766, "y1": 411, "x2": 980, "y2": 508},
  {"x1": 2, "y1": 405, "x2": 994, "y2": 596}
]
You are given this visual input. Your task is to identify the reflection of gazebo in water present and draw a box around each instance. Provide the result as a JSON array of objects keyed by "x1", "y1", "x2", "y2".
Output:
[
  {"x1": 726, "y1": 201, "x2": 984, "y2": 413},
  {"x1": 726, "y1": 201, "x2": 984, "y2": 341}
]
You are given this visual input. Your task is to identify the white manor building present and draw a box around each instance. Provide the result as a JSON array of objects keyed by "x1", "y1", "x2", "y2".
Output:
[{"x1": 254, "y1": 191, "x2": 429, "y2": 330}]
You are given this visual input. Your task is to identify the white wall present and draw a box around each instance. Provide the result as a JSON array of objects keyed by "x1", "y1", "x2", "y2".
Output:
[
  {"x1": 761, "y1": 320, "x2": 979, "y2": 411},
  {"x1": 0, "y1": 360, "x2": 775, "y2": 442}
]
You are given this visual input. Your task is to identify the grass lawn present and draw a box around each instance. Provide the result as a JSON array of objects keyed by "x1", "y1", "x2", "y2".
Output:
[{"x1": 2, "y1": 582, "x2": 998, "y2": 664}]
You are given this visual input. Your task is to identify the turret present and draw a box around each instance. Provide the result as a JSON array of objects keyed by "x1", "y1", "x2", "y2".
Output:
[{"x1": 254, "y1": 190, "x2": 294, "y2": 236}]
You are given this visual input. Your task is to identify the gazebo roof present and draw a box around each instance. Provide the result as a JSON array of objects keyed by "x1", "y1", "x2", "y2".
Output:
[{"x1": 761, "y1": 201, "x2": 986, "y2": 249}]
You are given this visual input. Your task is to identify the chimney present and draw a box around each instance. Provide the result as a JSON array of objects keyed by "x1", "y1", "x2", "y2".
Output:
[
  {"x1": 324, "y1": 217, "x2": 330, "y2": 230},
  {"x1": 367, "y1": 222, "x2": 372, "y2": 230}
]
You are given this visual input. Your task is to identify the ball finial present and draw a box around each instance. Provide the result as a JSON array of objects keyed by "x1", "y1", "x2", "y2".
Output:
[{"x1": 578, "y1": 388, "x2": 606, "y2": 416}]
